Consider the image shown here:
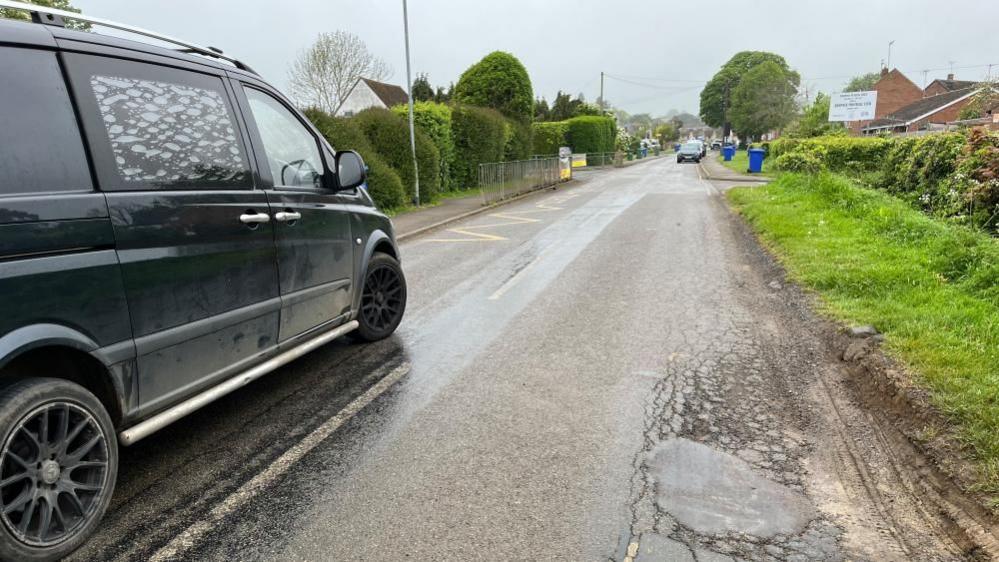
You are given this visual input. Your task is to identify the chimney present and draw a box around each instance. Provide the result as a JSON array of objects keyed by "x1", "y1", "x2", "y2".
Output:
[
  {"x1": 947, "y1": 73, "x2": 955, "y2": 81},
  {"x1": 881, "y1": 67, "x2": 889, "y2": 77}
]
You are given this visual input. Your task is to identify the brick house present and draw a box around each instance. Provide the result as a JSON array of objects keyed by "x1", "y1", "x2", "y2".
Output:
[
  {"x1": 335, "y1": 78, "x2": 409, "y2": 117},
  {"x1": 924, "y1": 74, "x2": 977, "y2": 96},
  {"x1": 848, "y1": 68, "x2": 923, "y2": 134},
  {"x1": 861, "y1": 87, "x2": 979, "y2": 134}
]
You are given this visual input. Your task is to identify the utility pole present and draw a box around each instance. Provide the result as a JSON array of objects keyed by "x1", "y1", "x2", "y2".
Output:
[
  {"x1": 599, "y1": 71, "x2": 604, "y2": 110},
  {"x1": 402, "y1": 0, "x2": 420, "y2": 206},
  {"x1": 887, "y1": 40, "x2": 895, "y2": 71}
]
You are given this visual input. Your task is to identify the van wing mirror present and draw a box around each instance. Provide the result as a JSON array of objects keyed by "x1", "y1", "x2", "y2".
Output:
[{"x1": 335, "y1": 150, "x2": 366, "y2": 191}]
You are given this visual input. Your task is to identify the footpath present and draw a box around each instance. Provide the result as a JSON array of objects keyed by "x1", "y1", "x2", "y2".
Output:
[{"x1": 699, "y1": 153, "x2": 770, "y2": 183}]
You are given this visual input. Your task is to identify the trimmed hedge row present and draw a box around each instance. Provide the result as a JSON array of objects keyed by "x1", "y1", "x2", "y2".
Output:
[
  {"x1": 530, "y1": 115, "x2": 616, "y2": 155},
  {"x1": 450, "y1": 104, "x2": 508, "y2": 189},
  {"x1": 353, "y1": 107, "x2": 440, "y2": 205},
  {"x1": 303, "y1": 108, "x2": 406, "y2": 209},
  {"x1": 392, "y1": 102, "x2": 455, "y2": 191},
  {"x1": 532, "y1": 121, "x2": 569, "y2": 155},
  {"x1": 770, "y1": 132, "x2": 999, "y2": 231}
]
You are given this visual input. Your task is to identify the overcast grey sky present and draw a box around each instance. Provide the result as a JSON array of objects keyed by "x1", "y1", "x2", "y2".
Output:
[{"x1": 74, "y1": 0, "x2": 998, "y2": 117}]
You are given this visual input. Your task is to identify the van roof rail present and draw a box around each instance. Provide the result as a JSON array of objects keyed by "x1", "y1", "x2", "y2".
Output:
[{"x1": 0, "y1": 0, "x2": 256, "y2": 74}]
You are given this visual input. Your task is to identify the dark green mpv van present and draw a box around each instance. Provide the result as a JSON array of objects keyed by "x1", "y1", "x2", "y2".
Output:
[{"x1": 0, "y1": 3, "x2": 407, "y2": 558}]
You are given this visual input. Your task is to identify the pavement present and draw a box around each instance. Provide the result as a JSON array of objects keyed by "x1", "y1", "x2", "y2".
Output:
[
  {"x1": 698, "y1": 152, "x2": 771, "y2": 183},
  {"x1": 68, "y1": 158, "x2": 974, "y2": 561}
]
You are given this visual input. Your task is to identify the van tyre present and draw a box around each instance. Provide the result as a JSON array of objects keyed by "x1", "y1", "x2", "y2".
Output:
[
  {"x1": 0, "y1": 378, "x2": 117, "y2": 562},
  {"x1": 356, "y1": 252, "x2": 407, "y2": 342}
]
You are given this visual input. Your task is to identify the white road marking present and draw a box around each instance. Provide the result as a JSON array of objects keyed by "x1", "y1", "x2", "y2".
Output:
[{"x1": 148, "y1": 362, "x2": 412, "y2": 562}]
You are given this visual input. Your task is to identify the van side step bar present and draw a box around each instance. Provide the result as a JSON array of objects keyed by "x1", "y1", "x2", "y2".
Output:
[{"x1": 118, "y1": 320, "x2": 359, "y2": 446}]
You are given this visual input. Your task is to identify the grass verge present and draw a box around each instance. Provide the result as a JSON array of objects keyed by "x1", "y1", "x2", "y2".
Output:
[
  {"x1": 728, "y1": 172, "x2": 999, "y2": 501},
  {"x1": 719, "y1": 151, "x2": 774, "y2": 177}
]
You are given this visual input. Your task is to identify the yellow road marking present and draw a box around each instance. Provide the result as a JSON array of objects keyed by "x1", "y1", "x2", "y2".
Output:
[{"x1": 422, "y1": 192, "x2": 580, "y2": 243}]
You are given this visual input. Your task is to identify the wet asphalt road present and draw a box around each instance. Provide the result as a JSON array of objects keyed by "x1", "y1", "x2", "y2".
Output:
[{"x1": 68, "y1": 157, "x2": 968, "y2": 561}]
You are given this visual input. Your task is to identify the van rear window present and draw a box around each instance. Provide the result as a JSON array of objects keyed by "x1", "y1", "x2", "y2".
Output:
[{"x1": 0, "y1": 49, "x2": 92, "y2": 196}]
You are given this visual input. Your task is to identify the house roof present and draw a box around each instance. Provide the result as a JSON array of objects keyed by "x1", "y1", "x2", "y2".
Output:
[
  {"x1": 863, "y1": 87, "x2": 978, "y2": 130},
  {"x1": 359, "y1": 78, "x2": 409, "y2": 108},
  {"x1": 927, "y1": 79, "x2": 978, "y2": 92}
]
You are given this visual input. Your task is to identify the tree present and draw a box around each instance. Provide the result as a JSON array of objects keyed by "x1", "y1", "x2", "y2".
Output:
[
  {"x1": 411, "y1": 73, "x2": 434, "y2": 102},
  {"x1": 0, "y1": 0, "x2": 89, "y2": 30},
  {"x1": 785, "y1": 92, "x2": 845, "y2": 137},
  {"x1": 434, "y1": 83, "x2": 453, "y2": 104},
  {"x1": 700, "y1": 51, "x2": 798, "y2": 137},
  {"x1": 844, "y1": 72, "x2": 880, "y2": 92},
  {"x1": 654, "y1": 123, "x2": 679, "y2": 144},
  {"x1": 729, "y1": 61, "x2": 798, "y2": 141},
  {"x1": 534, "y1": 98, "x2": 551, "y2": 121},
  {"x1": 453, "y1": 51, "x2": 534, "y2": 122},
  {"x1": 287, "y1": 31, "x2": 391, "y2": 113},
  {"x1": 550, "y1": 91, "x2": 574, "y2": 121}
]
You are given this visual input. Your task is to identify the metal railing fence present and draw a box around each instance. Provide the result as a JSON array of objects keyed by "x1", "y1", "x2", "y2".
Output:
[{"x1": 478, "y1": 157, "x2": 563, "y2": 205}]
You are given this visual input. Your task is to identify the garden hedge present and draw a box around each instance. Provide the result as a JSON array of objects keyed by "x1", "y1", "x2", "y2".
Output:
[
  {"x1": 303, "y1": 108, "x2": 406, "y2": 210},
  {"x1": 392, "y1": 101, "x2": 455, "y2": 192},
  {"x1": 450, "y1": 105, "x2": 507, "y2": 189},
  {"x1": 352, "y1": 107, "x2": 440, "y2": 204},
  {"x1": 769, "y1": 131, "x2": 999, "y2": 232},
  {"x1": 566, "y1": 115, "x2": 616, "y2": 154},
  {"x1": 453, "y1": 51, "x2": 534, "y2": 123},
  {"x1": 532, "y1": 121, "x2": 569, "y2": 155},
  {"x1": 504, "y1": 120, "x2": 533, "y2": 161}
]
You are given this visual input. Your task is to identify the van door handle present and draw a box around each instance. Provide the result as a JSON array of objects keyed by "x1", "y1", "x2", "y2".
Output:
[
  {"x1": 274, "y1": 211, "x2": 302, "y2": 223},
  {"x1": 239, "y1": 212, "x2": 271, "y2": 224}
]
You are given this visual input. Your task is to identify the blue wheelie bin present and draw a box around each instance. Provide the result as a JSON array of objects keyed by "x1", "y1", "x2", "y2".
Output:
[
  {"x1": 747, "y1": 148, "x2": 765, "y2": 173},
  {"x1": 722, "y1": 145, "x2": 735, "y2": 161}
]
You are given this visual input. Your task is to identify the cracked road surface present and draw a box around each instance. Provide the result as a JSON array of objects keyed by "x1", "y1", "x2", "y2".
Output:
[{"x1": 69, "y1": 158, "x2": 969, "y2": 561}]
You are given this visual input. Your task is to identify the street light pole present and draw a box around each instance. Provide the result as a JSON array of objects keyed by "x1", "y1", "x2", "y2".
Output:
[{"x1": 402, "y1": 0, "x2": 420, "y2": 206}]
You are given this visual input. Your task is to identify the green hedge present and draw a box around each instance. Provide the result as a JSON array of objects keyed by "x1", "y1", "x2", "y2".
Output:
[
  {"x1": 566, "y1": 115, "x2": 616, "y2": 153},
  {"x1": 450, "y1": 105, "x2": 507, "y2": 189},
  {"x1": 392, "y1": 101, "x2": 455, "y2": 192},
  {"x1": 452, "y1": 51, "x2": 534, "y2": 123},
  {"x1": 505, "y1": 120, "x2": 533, "y2": 161},
  {"x1": 532, "y1": 121, "x2": 569, "y2": 155},
  {"x1": 352, "y1": 107, "x2": 440, "y2": 204},
  {"x1": 770, "y1": 136, "x2": 891, "y2": 171},
  {"x1": 769, "y1": 131, "x2": 999, "y2": 232},
  {"x1": 303, "y1": 108, "x2": 406, "y2": 210}
]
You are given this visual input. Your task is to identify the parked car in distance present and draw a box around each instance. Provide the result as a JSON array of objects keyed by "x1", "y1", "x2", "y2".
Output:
[
  {"x1": 676, "y1": 141, "x2": 703, "y2": 163},
  {"x1": 711, "y1": 140, "x2": 722, "y2": 150},
  {"x1": 0, "y1": 4, "x2": 407, "y2": 559}
]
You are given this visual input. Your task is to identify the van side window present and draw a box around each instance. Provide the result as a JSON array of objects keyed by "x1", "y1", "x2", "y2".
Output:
[
  {"x1": 243, "y1": 88, "x2": 324, "y2": 189},
  {"x1": 66, "y1": 54, "x2": 251, "y2": 190},
  {"x1": 0, "y1": 48, "x2": 92, "y2": 196}
]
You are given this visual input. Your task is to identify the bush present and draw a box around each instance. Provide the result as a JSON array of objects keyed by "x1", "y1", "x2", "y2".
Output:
[
  {"x1": 453, "y1": 51, "x2": 534, "y2": 123},
  {"x1": 392, "y1": 101, "x2": 455, "y2": 192},
  {"x1": 770, "y1": 136, "x2": 890, "y2": 171},
  {"x1": 352, "y1": 107, "x2": 440, "y2": 204},
  {"x1": 566, "y1": 115, "x2": 616, "y2": 153},
  {"x1": 450, "y1": 105, "x2": 507, "y2": 189},
  {"x1": 505, "y1": 120, "x2": 533, "y2": 161},
  {"x1": 774, "y1": 151, "x2": 825, "y2": 174},
  {"x1": 303, "y1": 108, "x2": 406, "y2": 210},
  {"x1": 532, "y1": 121, "x2": 569, "y2": 155}
]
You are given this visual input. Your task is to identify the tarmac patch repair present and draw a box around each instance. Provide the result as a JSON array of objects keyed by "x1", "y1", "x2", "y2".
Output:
[{"x1": 649, "y1": 438, "x2": 816, "y2": 537}]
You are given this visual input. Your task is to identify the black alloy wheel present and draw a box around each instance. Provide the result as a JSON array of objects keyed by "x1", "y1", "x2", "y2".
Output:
[
  {"x1": 356, "y1": 252, "x2": 407, "y2": 342},
  {"x1": 0, "y1": 379, "x2": 117, "y2": 561}
]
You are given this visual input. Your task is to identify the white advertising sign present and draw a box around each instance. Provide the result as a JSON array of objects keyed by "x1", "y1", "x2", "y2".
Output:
[{"x1": 828, "y1": 91, "x2": 878, "y2": 122}]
